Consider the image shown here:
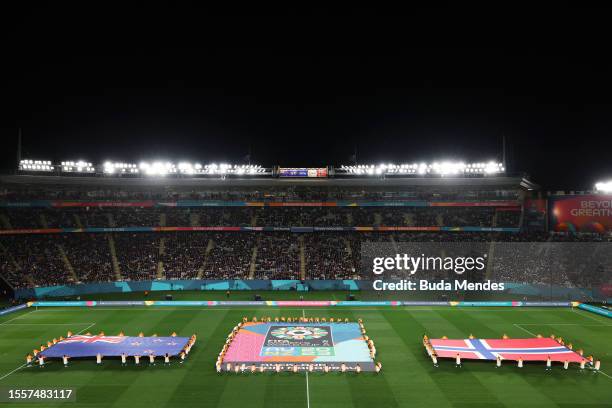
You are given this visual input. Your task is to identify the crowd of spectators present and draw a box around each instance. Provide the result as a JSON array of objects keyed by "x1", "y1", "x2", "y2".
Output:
[
  {"x1": 201, "y1": 233, "x2": 255, "y2": 279},
  {"x1": 0, "y1": 185, "x2": 520, "y2": 202},
  {"x1": 113, "y1": 233, "x2": 159, "y2": 281},
  {"x1": 253, "y1": 234, "x2": 301, "y2": 279},
  {"x1": 1, "y1": 229, "x2": 609, "y2": 289},
  {"x1": 0, "y1": 206, "x2": 522, "y2": 229}
]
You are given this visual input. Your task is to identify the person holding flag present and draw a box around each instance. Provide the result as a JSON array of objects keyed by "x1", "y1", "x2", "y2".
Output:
[{"x1": 63, "y1": 355, "x2": 69, "y2": 367}]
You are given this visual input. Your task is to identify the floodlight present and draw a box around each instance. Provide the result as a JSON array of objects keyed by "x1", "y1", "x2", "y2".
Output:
[{"x1": 595, "y1": 180, "x2": 612, "y2": 193}]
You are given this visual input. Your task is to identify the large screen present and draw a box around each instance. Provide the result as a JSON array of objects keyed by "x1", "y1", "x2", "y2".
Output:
[
  {"x1": 549, "y1": 194, "x2": 612, "y2": 232},
  {"x1": 278, "y1": 167, "x2": 328, "y2": 177}
]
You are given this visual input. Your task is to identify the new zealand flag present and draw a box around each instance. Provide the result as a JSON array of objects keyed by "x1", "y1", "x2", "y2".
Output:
[{"x1": 38, "y1": 335, "x2": 190, "y2": 358}]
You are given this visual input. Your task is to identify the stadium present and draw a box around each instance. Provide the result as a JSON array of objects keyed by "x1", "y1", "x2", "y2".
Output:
[
  {"x1": 0, "y1": 159, "x2": 611, "y2": 407},
  {"x1": 2, "y1": 6, "x2": 612, "y2": 406}
]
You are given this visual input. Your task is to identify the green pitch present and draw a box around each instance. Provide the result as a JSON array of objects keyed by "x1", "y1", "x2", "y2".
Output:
[{"x1": 0, "y1": 306, "x2": 610, "y2": 407}]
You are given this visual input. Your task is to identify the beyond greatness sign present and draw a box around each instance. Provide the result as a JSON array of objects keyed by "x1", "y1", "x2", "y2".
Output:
[{"x1": 549, "y1": 194, "x2": 612, "y2": 232}]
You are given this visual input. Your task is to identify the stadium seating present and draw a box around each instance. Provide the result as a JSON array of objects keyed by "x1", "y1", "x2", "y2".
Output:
[
  {"x1": 0, "y1": 206, "x2": 521, "y2": 229},
  {"x1": 0, "y1": 229, "x2": 607, "y2": 289}
]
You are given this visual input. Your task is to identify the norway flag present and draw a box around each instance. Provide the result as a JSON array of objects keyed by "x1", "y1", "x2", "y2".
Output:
[{"x1": 429, "y1": 338, "x2": 586, "y2": 363}]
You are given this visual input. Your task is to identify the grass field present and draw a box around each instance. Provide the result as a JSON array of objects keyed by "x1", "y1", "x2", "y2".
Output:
[{"x1": 0, "y1": 305, "x2": 610, "y2": 407}]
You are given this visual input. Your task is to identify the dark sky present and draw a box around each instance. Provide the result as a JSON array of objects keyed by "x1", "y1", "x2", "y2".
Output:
[{"x1": 1, "y1": 5, "x2": 611, "y2": 190}]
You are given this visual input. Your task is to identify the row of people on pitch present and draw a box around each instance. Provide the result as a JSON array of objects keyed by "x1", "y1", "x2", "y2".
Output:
[
  {"x1": 28, "y1": 332, "x2": 196, "y2": 365},
  {"x1": 29, "y1": 352, "x2": 181, "y2": 367},
  {"x1": 216, "y1": 323, "x2": 244, "y2": 368},
  {"x1": 219, "y1": 362, "x2": 382, "y2": 373},
  {"x1": 244, "y1": 316, "x2": 352, "y2": 323},
  {"x1": 422, "y1": 334, "x2": 601, "y2": 370},
  {"x1": 357, "y1": 319, "x2": 377, "y2": 359}
]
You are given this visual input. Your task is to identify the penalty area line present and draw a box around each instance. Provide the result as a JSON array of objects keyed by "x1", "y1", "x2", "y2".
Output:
[
  {"x1": 514, "y1": 324, "x2": 612, "y2": 381},
  {"x1": 513, "y1": 324, "x2": 537, "y2": 336},
  {"x1": 0, "y1": 309, "x2": 39, "y2": 326}
]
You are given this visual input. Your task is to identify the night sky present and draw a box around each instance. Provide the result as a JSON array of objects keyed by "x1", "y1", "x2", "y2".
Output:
[{"x1": 1, "y1": 5, "x2": 610, "y2": 190}]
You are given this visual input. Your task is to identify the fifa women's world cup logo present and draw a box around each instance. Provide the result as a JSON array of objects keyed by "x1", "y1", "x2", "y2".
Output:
[{"x1": 271, "y1": 326, "x2": 329, "y2": 340}]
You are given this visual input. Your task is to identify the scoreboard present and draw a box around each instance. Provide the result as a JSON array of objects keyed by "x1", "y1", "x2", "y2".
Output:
[{"x1": 278, "y1": 167, "x2": 328, "y2": 178}]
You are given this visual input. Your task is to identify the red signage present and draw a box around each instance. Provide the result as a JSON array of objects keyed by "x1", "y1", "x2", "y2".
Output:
[{"x1": 550, "y1": 195, "x2": 612, "y2": 232}]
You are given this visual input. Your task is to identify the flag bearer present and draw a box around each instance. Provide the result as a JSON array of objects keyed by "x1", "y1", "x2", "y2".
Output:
[
  {"x1": 455, "y1": 353, "x2": 462, "y2": 367},
  {"x1": 594, "y1": 360, "x2": 601, "y2": 372},
  {"x1": 496, "y1": 355, "x2": 502, "y2": 368},
  {"x1": 164, "y1": 353, "x2": 170, "y2": 364},
  {"x1": 63, "y1": 355, "x2": 69, "y2": 367},
  {"x1": 96, "y1": 353, "x2": 102, "y2": 365},
  {"x1": 546, "y1": 356, "x2": 552, "y2": 371},
  {"x1": 149, "y1": 353, "x2": 155, "y2": 365},
  {"x1": 563, "y1": 360, "x2": 569, "y2": 370},
  {"x1": 26, "y1": 354, "x2": 33, "y2": 366},
  {"x1": 121, "y1": 353, "x2": 127, "y2": 366},
  {"x1": 134, "y1": 355, "x2": 141, "y2": 365},
  {"x1": 38, "y1": 355, "x2": 45, "y2": 367},
  {"x1": 518, "y1": 357, "x2": 523, "y2": 368},
  {"x1": 580, "y1": 359, "x2": 586, "y2": 370}
]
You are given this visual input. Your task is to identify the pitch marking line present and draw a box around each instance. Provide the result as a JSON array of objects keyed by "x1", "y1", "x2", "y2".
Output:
[
  {"x1": 22, "y1": 307, "x2": 582, "y2": 312},
  {"x1": 574, "y1": 309, "x2": 611, "y2": 324},
  {"x1": 302, "y1": 309, "x2": 311, "y2": 408},
  {"x1": 514, "y1": 323, "x2": 612, "y2": 380},
  {"x1": 513, "y1": 324, "x2": 537, "y2": 336},
  {"x1": 0, "y1": 322, "x2": 96, "y2": 382},
  {"x1": 0, "y1": 323, "x2": 97, "y2": 326},
  {"x1": 0, "y1": 309, "x2": 39, "y2": 326},
  {"x1": 516, "y1": 323, "x2": 612, "y2": 327}
]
